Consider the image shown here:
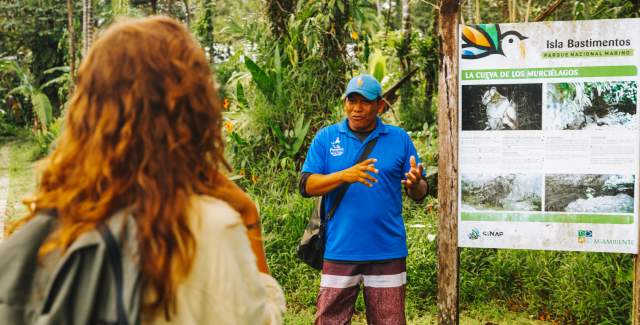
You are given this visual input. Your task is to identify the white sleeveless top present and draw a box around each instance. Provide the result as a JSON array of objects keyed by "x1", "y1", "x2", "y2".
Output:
[{"x1": 146, "y1": 196, "x2": 285, "y2": 324}]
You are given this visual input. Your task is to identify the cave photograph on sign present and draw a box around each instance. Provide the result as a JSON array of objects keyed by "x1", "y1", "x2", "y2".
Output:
[
  {"x1": 461, "y1": 173, "x2": 542, "y2": 211},
  {"x1": 544, "y1": 81, "x2": 638, "y2": 130},
  {"x1": 461, "y1": 83, "x2": 542, "y2": 131},
  {"x1": 545, "y1": 174, "x2": 635, "y2": 213}
]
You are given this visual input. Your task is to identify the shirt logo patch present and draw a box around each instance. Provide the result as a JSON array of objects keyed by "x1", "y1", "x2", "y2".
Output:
[{"x1": 330, "y1": 136, "x2": 344, "y2": 157}]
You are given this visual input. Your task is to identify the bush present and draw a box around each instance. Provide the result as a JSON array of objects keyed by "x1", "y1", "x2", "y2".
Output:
[
  {"x1": 0, "y1": 112, "x2": 19, "y2": 137},
  {"x1": 31, "y1": 115, "x2": 63, "y2": 158}
]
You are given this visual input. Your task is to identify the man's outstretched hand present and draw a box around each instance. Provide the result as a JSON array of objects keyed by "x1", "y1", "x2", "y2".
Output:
[
  {"x1": 402, "y1": 156, "x2": 427, "y2": 201},
  {"x1": 340, "y1": 158, "x2": 379, "y2": 187}
]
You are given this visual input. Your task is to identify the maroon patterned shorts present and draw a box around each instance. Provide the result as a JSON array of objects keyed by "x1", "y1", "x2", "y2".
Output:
[{"x1": 315, "y1": 258, "x2": 406, "y2": 325}]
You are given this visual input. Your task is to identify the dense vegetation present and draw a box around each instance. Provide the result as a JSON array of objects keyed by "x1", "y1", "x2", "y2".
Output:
[{"x1": 1, "y1": 0, "x2": 640, "y2": 323}]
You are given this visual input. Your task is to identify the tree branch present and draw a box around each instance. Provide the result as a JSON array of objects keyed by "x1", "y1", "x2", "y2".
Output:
[{"x1": 534, "y1": 0, "x2": 565, "y2": 21}]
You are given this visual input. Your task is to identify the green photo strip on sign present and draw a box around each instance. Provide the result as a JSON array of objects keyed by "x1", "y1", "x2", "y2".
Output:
[{"x1": 462, "y1": 65, "x2": 637, "y2": 80}]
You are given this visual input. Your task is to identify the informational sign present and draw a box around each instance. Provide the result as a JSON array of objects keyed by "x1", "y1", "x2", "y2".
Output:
[{"x1": 458, "y1": 19, "x2": 640, "y2": 253}]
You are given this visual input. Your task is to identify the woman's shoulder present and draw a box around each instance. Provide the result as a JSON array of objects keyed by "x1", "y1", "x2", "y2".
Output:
[{"x1": 189, "y1": 195, "x2": 243, "y2": 231}]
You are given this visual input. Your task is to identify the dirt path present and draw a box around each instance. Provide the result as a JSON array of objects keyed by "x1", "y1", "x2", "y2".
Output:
[{"x1": 0, "y1": 144, "x2": 9, "y2": 239}]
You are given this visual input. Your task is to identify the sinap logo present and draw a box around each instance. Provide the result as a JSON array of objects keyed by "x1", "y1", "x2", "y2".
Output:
[
  {"x1": 461, "y1": 24, "x2": 528, "y2": 60},
  {"x1": 468, "y1": 228, "x2": 480, "y2": 240}
]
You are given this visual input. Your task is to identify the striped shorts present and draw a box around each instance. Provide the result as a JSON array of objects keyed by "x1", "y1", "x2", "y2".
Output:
[{"x1": 315, "y1": 258, "x2": 406, "y2": 325}]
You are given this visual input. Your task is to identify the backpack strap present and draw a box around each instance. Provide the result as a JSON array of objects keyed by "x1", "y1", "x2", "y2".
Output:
[
  {"x1": 325, "y1": 137, "x2": 379, "y2": 221},
  {"x1": 97, "y1": 224, "x2": 129, "y2": 325}
]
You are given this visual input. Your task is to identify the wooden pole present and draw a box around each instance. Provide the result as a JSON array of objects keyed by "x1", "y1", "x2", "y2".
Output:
[
  {"x1": 634, "y1": 254, "x2": 640, "y2": 324},
  {"x1": 436, "y1": 0, "x2": 460, "y2": 324},
  {"x1": 67, "y1": 0, "x2": 76, "y2": 91},
  {"x1": 634, "y1": 147, "x2": 640, "y2": 325},
  {"x1": 634, "y1": 183, "x2": 640, "y2": 325}
]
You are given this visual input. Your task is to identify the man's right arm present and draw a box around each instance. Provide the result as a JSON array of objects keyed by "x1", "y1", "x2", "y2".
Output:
[{"x1": 301, "y1": 158, "x2": 379, "y2": 197}]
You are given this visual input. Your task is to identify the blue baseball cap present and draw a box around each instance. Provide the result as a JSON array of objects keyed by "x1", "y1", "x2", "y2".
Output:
[{"x1": 344, "y1": 74, "x2": 382, "y2": 101}]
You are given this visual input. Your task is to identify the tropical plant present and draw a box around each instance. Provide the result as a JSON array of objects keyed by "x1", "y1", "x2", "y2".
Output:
[{"x1": 0, "y1": 58, "x2": 56, "y2": 132}]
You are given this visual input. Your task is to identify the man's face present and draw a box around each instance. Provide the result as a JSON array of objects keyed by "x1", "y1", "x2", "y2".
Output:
[{"x1": 345, "y1": 93, "x2": 383, "y2": 132}]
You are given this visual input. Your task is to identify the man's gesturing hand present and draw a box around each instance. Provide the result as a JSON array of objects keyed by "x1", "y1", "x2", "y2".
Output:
[
  {"x1": 402, "y1": 155, "x2": 424, "y2": 190},
  {"x1": 339, "y1": 158, "x2": 379, "y2": 187}
]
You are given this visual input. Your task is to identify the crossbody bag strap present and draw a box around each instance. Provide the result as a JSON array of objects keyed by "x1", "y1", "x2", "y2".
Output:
[
  {"x1": 97, "y1": 224, "x2": 129, "y2": 325},
  {"x1": 325, "y1": 137, "x2": 379, "y2": 221}
]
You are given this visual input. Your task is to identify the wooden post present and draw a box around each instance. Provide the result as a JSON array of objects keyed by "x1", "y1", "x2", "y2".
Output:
[
  {"x1": 436, "y1": 0, "x2": 460, "y2": 324},
  {"x1": 635, "y1": 162, "x2": 640, "y2": 324},
  {"x1": 634, "y1": 254, "x2": 640, "y2": 324}
]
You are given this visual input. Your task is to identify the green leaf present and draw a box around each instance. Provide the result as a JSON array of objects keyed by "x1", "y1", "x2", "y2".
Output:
[
  {"x1": 229, "y1": 132, "x2": 247, "y2": 146},
  {"x1": 236, "y1": 82, "x2": 248, "y2": 109},
  {"x1": 291, "y1": 114, "x2": 311, "y2": 156},
  {"x1": 293, "y1": 113, "x2": 305, "y2": 135},
  {"x1": 271, "y1": 124, "x2": 288, "y2": 148},
  {"x1": 286, "y1": 44, "x2": 298, "y2": 67},
  {"x1": 226, "y1": 19, "x2": 244, "y2": 35},
  {"x1": 43, "y1": 66, "x2": 70, "y2": 75},
  {"x1": 336, "y1": 0, "x2": 345, "y2": 14},
  {"x1": 8, "y1": 85, "x2": 29, "y2": 97},
  {"x1": 368, "y1": 50, "x2": 386, "y2": 82},
  {"x1": 31, "y1": 91, "x2": 53, "y2": 130},
  {"x1": 41, "y1": 74, "x2": 69, "y2": 90},
  {"x1": 274, "y1": 44, "x2": 282, "y2": 99},
  {"x1": 244, "y1": 57, "x2": 275, "y2": 102}
]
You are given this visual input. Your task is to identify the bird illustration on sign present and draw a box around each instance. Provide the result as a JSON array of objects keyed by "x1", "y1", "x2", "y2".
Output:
[{"x1": 461, "y1": 24, "x2": 528, "y2": 60}]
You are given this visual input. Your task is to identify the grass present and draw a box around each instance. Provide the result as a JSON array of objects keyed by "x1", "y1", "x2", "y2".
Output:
[
  {"x1": 284, "y1": 303, "x2": 548, "y2": 324},
  {"x1": 3, "y1": 137, "x2": 39, "y2": 223}
]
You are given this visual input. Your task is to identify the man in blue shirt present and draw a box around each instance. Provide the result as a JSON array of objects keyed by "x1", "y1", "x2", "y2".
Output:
[{"x1": 300, "y1": 74, "x2": 427, "y2": 324}]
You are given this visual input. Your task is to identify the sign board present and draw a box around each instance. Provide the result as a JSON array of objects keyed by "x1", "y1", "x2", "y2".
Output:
[{"x1": 458, "y1": 19, "x2": 640, "y2": 253}]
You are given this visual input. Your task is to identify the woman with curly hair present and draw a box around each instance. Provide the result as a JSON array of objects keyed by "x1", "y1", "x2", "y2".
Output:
[{"x1": 20, "y1": 16, "x2": 285, "y2": 324}]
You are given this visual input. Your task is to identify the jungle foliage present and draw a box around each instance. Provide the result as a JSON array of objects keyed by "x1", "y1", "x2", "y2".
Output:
[{"x1": 1, "y1": 0, "x2": 640, "y2": 323}]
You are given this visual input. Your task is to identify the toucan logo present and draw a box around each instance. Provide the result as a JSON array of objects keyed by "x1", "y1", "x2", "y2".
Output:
[{"x1": 461, "y1": 24, "x2": 528, "y2": 59}]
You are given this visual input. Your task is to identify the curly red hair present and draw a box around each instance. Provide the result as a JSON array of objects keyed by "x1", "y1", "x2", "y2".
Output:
[{"x1": 25, "y1": 16, "x2": 227, "y2": 320}]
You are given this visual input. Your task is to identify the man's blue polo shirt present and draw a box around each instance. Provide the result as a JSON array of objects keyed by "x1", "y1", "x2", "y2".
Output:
[{"x1": 301, "y1": 117, "x2": 423, "y2": 261}]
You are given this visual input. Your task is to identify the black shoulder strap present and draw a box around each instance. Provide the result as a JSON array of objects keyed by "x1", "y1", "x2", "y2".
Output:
[
  {"x1": 97, "y1": 224, "x2": 129, "y2": 325},
  {"x1": 325, "y1": 138, "x2": 379, "y2": 221}
]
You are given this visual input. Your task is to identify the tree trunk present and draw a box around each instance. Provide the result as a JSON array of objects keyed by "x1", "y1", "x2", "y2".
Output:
[
  {"x1": 67, "y1": 0, "x2": 76, "y2": 90},
  {"x1": 182, "y1": 0, "x2": 191, "y2": 27},
  {"x1": 436, "y1": 0, "x2": 460, "y2": 324},
  {"x1": 400, "y1": 0, "x2": 411, "y2": 72},
  {"x1": 320, "y1": 0, "x2": 349, "y2": 99},
  {"x1": 82, "y1": 0, "x2": 94, "y2": 55},
  {"x1": 635, "y1": 239, "x2": 640, "y2": 324},
  {"x1": 397, "y1": 0, "x2": 412, "y2": 117},
  {"x1": 267, "y1": 0, "x2": 297, "y2": 40},
  {"x1": 502, "y1": 0, "x2": 509, "y2": 22},
  {"x1": 204, "y1": 0, "x2": 215, "y2": 65}
]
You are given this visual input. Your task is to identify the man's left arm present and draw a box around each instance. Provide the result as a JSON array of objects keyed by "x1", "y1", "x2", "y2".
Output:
[{"x1": 402, "y1": 155, "x2": 428, "y2": 202}]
